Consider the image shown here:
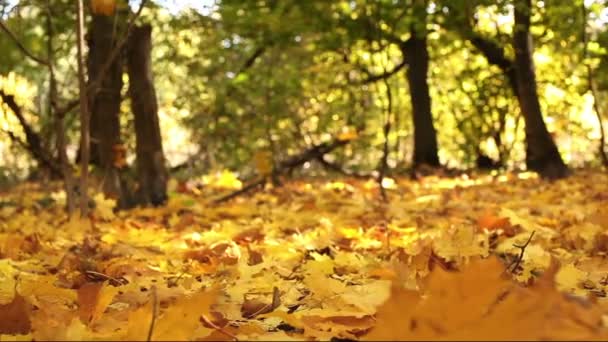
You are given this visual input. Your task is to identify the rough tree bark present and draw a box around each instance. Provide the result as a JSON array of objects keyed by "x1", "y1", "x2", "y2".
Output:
[
  {"x1": 127, "y1": 24, "x2": 168, "y2": 206},
  {"x1": 513, "y1": 0, "x2": 569, "y2": 179},
  {"x1": 403, "y1": 0, "x2": 440, "y2": 169},
  {"x1": 87, "y1": 14, "x2": 131, "y2": 206}
]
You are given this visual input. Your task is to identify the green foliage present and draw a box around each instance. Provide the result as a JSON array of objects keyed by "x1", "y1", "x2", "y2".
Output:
[{"x1": 1, "y1": 0, "x2": 606, "y2": 178}]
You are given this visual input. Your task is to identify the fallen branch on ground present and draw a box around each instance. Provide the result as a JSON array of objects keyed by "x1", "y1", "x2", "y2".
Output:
[{"x1": 213, "y1": 138, "x2": 350, "y2": 203}]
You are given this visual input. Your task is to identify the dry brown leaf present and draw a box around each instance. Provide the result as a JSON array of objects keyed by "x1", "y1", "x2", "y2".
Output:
[
  {"x1": 241, "y1": 286, "x2": 281, "y2": 318},
  {"x1": 0, "y1": 293, "x2": 31, "y2": 334},
  {"x1": 233, "y1": 227, "x2": 265, "y2": 244},
  {"x1": 184, "y1": 241, "x2": 241, "y2": 266}
]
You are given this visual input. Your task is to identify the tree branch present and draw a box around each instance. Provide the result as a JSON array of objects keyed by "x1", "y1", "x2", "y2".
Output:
[
  {"x1": 235, "y1": 44, "x2": 268, "y2": 77},
  {"x1": 0, "y1": 19, "x2": 49, "y2": 66},
  {"x1": 214, "y1": 138, "x2": 350, "y2": 203},
  {"x1": 316, "y1": 155, "x2": 371, "y2": 179},
  {"x1": 355, "y1": 56, "x2": 408, "y2": 85},
  {"x1": 442, "y1": 3, "x2": 518, "y2": 96},
  {"x1": 0, "y1": 89, "x2": 61, "y2": 176}
]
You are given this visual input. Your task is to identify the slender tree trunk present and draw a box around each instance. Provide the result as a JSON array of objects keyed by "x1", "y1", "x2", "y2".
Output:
[
  {"x1": 47, "y1": 1, "x2": 75, "y2": 214},
  {"x1": 513, "y1": 0, "x2": 569, "y2": 179},
  {"x1": 127, "y1": 24, "x2": 168, "y2": 206},
  {"x1": 581, "y1": 2, "x2": 608, "y2": 166},
  {"x1": 76, "y1": 0, "x2": 90, "y2": 216},
  {"x1": 377, "y1": 76, "x2": 392, "y2": 200},
  {"x1": 403, "y1": 1, "x2": 440, "y2": 169},
  {"x1": 88, "y1": 14, "x2": 131, "y2": 207}
]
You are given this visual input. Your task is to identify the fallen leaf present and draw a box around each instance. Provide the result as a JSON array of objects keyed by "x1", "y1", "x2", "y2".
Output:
[
  {"x1": 152, "y1": 288, "x2": 219, "y2": 340},
  {"x1": 0, "y1": 294, "x2": 31, "y2": 334},
  {"x1": 77, "y1": 281, "x2": 120, "y2": 324}
]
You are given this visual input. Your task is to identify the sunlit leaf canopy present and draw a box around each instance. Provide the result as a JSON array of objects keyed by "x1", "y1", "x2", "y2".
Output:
[{"x1": 0, "y1": 0, "x2": 606, "y2": 183}]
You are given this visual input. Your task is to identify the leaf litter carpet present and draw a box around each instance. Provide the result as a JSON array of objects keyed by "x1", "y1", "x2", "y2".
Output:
[{"x1": 0, "y1": 170, "x2": 608, "y2": 340}]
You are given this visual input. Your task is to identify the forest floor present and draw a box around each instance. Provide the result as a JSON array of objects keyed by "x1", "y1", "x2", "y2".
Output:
[{"x1": 1, "y1": 169, "x2": 608, "y2": 340}]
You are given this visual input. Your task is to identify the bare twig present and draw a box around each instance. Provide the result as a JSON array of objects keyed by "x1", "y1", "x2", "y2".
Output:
[
  {"x1": 316, "y1": 155, "x2": 371, "y2": 179},
  {"x1": 508, "y1": 230, "x2": 535, "y2": 273},
  {"x1": 246, "y1": 286, "x2": 281, "y2": 319},
  {"x1": 213, "y1": 177, "x2": 266, "y2": 203},
  {"x1": 355, "y1": 57, "x2": 408, "y2": 85},
  {"x1": 84, "y1": 270, "x2": 128, "y2": 286},
  {"x1": 200, "y1": 314, "x2": 238, "y2": 341},
  {"x1": 146, "y1": 285, "x2": 158, "y2": 342}
]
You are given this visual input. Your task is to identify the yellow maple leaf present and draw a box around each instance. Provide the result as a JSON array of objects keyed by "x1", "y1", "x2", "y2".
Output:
[
  {"x1": 0, "y1": 260, "x2": 17, "y2": 305},
  {"x1": 151, "y1": 288, "x2": 219, "y2": 340},
  {"x1": 365, "y1": 257, "x2": 608, "y2": 340},
  {"x1": 93, "y1": 193, "x2": 116, "y2": 220},
  {"x1": 433, "y1": 225, "x2": 489, "y2": 262},
  {"x1": 555, "y1": 263, "x2": 589, "y2": 298}
]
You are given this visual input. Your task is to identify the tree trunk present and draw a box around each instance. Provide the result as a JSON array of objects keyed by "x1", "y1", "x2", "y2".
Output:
[
  {"x1": 76, "y1": 0, "x2": 90, "y2": 216},
  {"x1": 513, "y1": 0, "x2": 569, "y2": 179},
  {"x1": 127, "y1": 24, "x2": 168, "y2": 206},
  {"x1": 403, "y1": 0, "x2": 440, "y2": 168},
  {"x1": 87, "y1": 14, "x2": 131, "y2": 206}
]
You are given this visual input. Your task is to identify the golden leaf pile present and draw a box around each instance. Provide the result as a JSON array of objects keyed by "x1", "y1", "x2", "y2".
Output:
[{"x1": 0, "y1": 170, "x2": 607, "y2": 340}]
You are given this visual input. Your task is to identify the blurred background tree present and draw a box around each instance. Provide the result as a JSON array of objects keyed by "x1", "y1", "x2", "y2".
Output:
[{"x1": 0, "y1": 0, "x2": 606, "y2": 197}]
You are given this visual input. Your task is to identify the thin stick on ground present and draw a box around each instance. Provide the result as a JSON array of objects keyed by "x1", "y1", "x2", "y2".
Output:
[
  {"x1": 146, "y1": 285, "x2": 158, "y2": 342},
  {"x1": 508, "y1": 230, "x2": 535, "y2": 273},
  {"x1": 214, "y1": 138, "x2": 349, "y2": 203},
  {"x1": 84, "y1": 270, "x2": 127, "y2": 286},
  {"x1": 200, "y1": 314, "x2": 238, "y2": 341}
]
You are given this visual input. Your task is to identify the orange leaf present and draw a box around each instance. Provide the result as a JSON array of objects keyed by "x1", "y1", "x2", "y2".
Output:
[
  {"x1": 77, "y1": 281, "x2": 119, "y2": 324},
  {"x1": 477, "y1": 211, "x2": 514, "y2": 234},
  {"x1": 91, "y1": 0, "x2": 116, "y2": 16}
]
